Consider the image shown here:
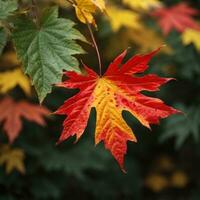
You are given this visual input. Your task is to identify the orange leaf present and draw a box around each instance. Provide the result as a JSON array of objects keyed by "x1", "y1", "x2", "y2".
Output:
[
  {"x1": 55, "y1": 48, "x2": 180, "y2": 171},
  {"x1": 0, "y1": 97, "x2": 50, "y2": 143}
]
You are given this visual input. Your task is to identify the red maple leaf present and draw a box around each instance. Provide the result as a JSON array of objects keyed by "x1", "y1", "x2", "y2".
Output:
[
  {"x1": 0, "y1": 97, "x2": 50, "y2": 143},
  {"x1": 151, "y1": 3, "x2": 200, "y2": 35},
  {"x1": 55, "y1": 48, "x2": 180, "y2": 171}
]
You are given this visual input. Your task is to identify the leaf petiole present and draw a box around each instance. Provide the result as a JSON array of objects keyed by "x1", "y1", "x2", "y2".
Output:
[{"x1": 66, "y1": 0, "x2": 103, "y2": 76}]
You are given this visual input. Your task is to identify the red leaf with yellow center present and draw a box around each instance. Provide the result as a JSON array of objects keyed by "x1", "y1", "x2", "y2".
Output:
[{"x1": 55, "y1": 48, "x2": 180, "y2": 171}]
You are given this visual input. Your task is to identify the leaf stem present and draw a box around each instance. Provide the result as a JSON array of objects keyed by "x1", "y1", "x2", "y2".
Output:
[
  {"x1": 66, "y1": 0, "x2": 103, "y2": 76},
  {"x1": 86, "y1": 22, "x2": 102, "y2": 76}
]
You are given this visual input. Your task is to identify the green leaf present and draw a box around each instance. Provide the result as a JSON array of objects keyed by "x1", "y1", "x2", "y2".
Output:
[
  {"x1": 166, "y1": 31, "x2": 200, "y2": 79},
  {"x1": 0, "y1": 0, "x2": 17, "y2": 20},
  {"x1": 13, "y1": 7, "x2": 87, "y2": 102},
  {"x1": 160, "y1": 104, "x2": 200, "y2": 148},
  {"x1": 39, "y1": 140, "x2": 110, "y2": 180},
  {"x1": 30, "y1": 178, "x2": 61, "y2": 199},
  {"x1": 0, "y1": 27, "x2": 7, "y2": 55}
]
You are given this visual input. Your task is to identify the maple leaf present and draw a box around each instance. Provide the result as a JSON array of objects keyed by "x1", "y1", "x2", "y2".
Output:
[
  {"x1": 0, "y1": 144, "x2": 25, "y2": 174},
  {"x1": 160, "y1": 104, "x2": 200, "y2": 148},
  {"x1": 0, "y1": 68, "x2": 31, "y2": 95},
  {"x1": 73, "y1": 0, "x2": 105, "y2": 25},
  {"x1": 123, "y1": 0, "x2": 162, "y2": 11},
  {"x1": 151, "y1": 3, "x2": 200, "y2": 35},
  {"x1": 13, "y1": 7, "x2": 87, "y2": 102},
  {"x1": 55, "y1": 48, "x2": 180, "y2": 171},
  {"x1": 181, "y1": 29, "x2": 200, "y2": 51},
  {"x1": 0, "y1": 97, "x2": 50, "y2": 143},
  {"x1": 107, "y1": 6, "x2": 142, "y2": 32}
]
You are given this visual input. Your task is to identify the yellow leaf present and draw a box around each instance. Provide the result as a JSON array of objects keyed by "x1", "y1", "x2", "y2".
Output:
[
  {"x1": 181, "y1": 29, "x2": 200, "y2": 51},
  {"x1": 170, "y1": 170, "x2": 189, "y2": 188},
  {"x1": 0, "y1": 145, "x2": 25, "y2": 174},
  {"x1": 107, "y1": 6, "x2": 142, "y2": 32},
  {"x1": 127, "y1": 27, "x2": 172, "y2": 54},
  {"x1": 75, "y1": 0, "x2": 96, "y2": 24},
  {"x1": 91, "y1": 0, "x2": 105, "y2": 11},
  {"x1": 105, "y1": 27, "x2": 172, "y2": 59},
  {"x1": 123, "y1": 0, "x2": 162, "y2": 11},
  {"x1": 74, "y1": 0, "x2": 105, "y2": 25},
  {"x1": 156, "y1": 155, "x2": 175, "y2": 171},
  {"x1": 0, "y1": 68, "x2": 31, "y2": 95},
  {"x1": 145, "y1": 173, "x2": 169, "y2": 192}
]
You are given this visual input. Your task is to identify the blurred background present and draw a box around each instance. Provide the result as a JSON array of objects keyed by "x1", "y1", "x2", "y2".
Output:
[{"x1": 0, "y1": 0, "x2": 200, "y2": 199}]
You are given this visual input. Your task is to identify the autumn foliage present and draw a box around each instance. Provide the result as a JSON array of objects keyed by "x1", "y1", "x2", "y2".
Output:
[
  {"x1": 0, "y1": 0, "x2": 200, "y2": 199},
  {"x1": 56, "y1": 49, "x2": 179, "y2": 170},
  {"x1": 0, "y1": 97, "x2": 50, "y2": 143},
  {"x1": 152, "y1": 3, "x2": 200, "y2": 35}
]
